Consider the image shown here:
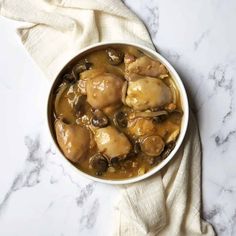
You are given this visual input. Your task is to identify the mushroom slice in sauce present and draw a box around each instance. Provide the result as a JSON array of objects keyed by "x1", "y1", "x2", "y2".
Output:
[
  {"x1": 89, "y1": 154, "x2": 108, "y2": 173},
  {"x1": 72, "y1": 59, "x2": 92, "y2": 79},
  {"x1": 55, "y1": 119, "x2": 90, "y2": 163},
  {"x1": 91, "y1": 109, "x2": 109, "y2": 128},
  {"x1": 126, "y1": 77, "x2": 172, "y2": 111},
  {"x1": 106, "y1": 48, "x2": 124, "y2": 65},
  {"x1": 94, "y1": 126, "x2": 132, "y2": 161},
  {"x1": 86, "y1": 73, "x2": 124, "y2": 109},
  {"x1": 140, "y1": 135, "x2": 165, "y2": 156},
  {"x1": 161, "y1": 141, "x2": 175, "y2": 159},
  {"x1": 113, "y1": 111, "x2": 128, "y2": 128}
]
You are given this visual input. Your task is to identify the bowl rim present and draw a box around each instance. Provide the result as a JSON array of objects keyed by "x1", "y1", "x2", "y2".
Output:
[{"x1": 46, "y1": 41, "x2": 189, "y2": 185}]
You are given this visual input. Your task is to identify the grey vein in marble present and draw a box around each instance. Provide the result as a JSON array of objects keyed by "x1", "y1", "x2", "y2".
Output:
[
  {"x1": 214, "y1": 130, "x2": 236, "y2": 147},
  {"x1": 0, "y1": 135, "x2": 44, "y2": 214},
  {"x1": 79, "y1": 199, "x2": 100, "y2": 231},
  {"x1": 194, "y1": 30, "x2": 210, "y2": 50},
  {"x1": 204, "y1": 204, "x2": 222, "y2": 221},
  {"x1": 208, "y1": 65, "x2": 232, "y2": 92},
  {"x1": 49, "y1": 161, "x2": 82, "y2": 189},
  {"x1": 145, "y1": 4, "x2": 159, "y2": 38},
  {"x1": 76, "y1": 184, "x2": 94, "y2": 207}
]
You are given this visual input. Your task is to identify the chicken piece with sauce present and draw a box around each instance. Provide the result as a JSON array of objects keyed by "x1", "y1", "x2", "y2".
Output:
[
  {"x1": 94, "y1": 126, "x2": 132, "y2": 161},
  {"x1": 125, "y1": 77, "x2": 172, "y2": 111},
  {"x1": 55, "y1": 119, "x2": 90, "y2": 163},
  {"x1": 124, "y1": 54, "x2": 168, "y2": 80},
  {"x1": 86, "y1": 72, "x2": 124, "y2": 109}
]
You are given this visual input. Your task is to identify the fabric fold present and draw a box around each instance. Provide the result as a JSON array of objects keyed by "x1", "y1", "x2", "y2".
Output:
[
  {"x1": 0, "y1": 0, "x2": 153, "y2": 79},
  {"x1": 114, "y1": 174, "x2": 167, "y2": 235}
]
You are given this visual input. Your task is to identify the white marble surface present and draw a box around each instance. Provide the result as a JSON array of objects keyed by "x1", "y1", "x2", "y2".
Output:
[{"x1": 0, "y1": 0, "x2": 236, "y2": 235}]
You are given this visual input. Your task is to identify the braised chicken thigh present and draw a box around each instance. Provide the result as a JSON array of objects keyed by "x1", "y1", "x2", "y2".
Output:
[
  {"x1": 86, "y1": 73, "x2": 124, "y2": 109},
  {"x1": 55, "y1": 119, "x2": 90, "y2": 163},
  {"x1": 126, "y1": 77, "x2": 172, "y2": 111},
  {"x1": 125, "y1": 54, "x2": 168, "y2": 79},
  {"x1": 95, "y1": 126, "x2": 132, "y2": 160}
]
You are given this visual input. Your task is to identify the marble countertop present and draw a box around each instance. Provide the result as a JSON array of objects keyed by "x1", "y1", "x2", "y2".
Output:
[{"x1": 1, "y1": 0, "x2": 236, "y2": 235}]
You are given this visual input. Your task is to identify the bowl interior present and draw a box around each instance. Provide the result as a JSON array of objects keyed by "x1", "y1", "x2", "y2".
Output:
[{"x1": 47, "y1": 42, "x2": 189, "y2": 185}]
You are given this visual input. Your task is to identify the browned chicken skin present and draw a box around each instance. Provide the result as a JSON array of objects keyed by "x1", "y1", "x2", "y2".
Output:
[
  {"x1": 126, "y1": 77, "x2": 172, "y2": 111},
  {"x1": 94, "y1": 126, "x2": 132, "y2": 160},
  {"x1": 55, "y1": 119, "x2": 90, "y2": 163},
  {"x1": 124, "y1": 54, "x2": 168, "y2": 80},
  {"x1": 86, "y1": 72, "x2": 124, "y2": 109}
]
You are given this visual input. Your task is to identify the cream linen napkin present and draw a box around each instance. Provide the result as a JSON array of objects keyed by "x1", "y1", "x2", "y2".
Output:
[{"x1": 0, "y1": 0, "x2": 215, "y2": 235}]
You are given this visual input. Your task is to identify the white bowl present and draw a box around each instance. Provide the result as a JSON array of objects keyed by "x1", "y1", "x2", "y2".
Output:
[{"x1": 47, "y1": 42, "x2": 189, "y2": 185}]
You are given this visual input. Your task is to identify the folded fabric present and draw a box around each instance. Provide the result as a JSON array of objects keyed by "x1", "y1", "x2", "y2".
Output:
[
  {"x1": 0, "y1": 0, "x2": 215, "y2": 235},
  {"x1": 0, "y1": 0, "x2": 153, "y2": 79}
]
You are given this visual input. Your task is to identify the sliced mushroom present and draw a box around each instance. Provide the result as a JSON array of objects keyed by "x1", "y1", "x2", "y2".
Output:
[
  {"x1": 113, "y1": 111, "x2": 127, "y2": 128},
  {"x1": 126, "y1": 77, "x2": 172, "y2": 111},
  {"x1": 140, "y1": 135, "x2": 164, "y2": 156},
  {"x1": 106, "y1": 48, "x2": 124, "y2": 65},
  {"x1": 91, "y1": 109, "x2": 109, "y2": 128},
  {"x1": 133, "y1": 141, "x2": 141, "y2": 154},
  {"x1": 168, "y1": 109, "x2": 183, "y2": 125},
  {"x1": 161, "y1": 142, "x2": 175, "y2": 159},
  {"x1": 74, "y1": 95, "x2": 86, "y2": 117},
  {"x1": 94, "y1": 126, "x2": 132, "y2": 161},
  {"x1": 55, "y1": 119, "x2": 90, "y2": 163},
  {"x1": 63, "y1": 73, "x2": 75, "y2": 83},
  {"x1": 72, "y1": 59, "x2": 92, "y2": 79},
  {"x1": 89, "y1": 153, "x2": 108, "y2": 173},
  {"x1": 86, "y1": 72, "x2": 124, "y2": 109},
  {"x1": 153, "y1": 113, "x2": 169, "y2": 123}
]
